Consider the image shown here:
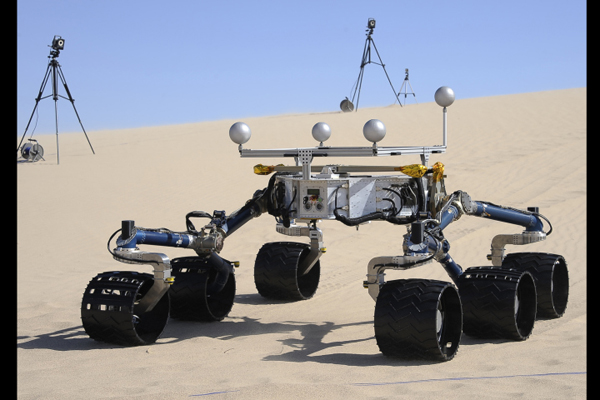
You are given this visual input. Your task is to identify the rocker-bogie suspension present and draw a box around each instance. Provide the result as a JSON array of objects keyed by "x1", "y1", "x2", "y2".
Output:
[{"x1": 83, "y1": 86, "x2": 567, "y2": 362}]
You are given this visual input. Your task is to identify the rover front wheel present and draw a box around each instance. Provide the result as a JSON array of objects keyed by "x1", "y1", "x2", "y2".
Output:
[
  {"x1": 81, "y1": 271, "x2": 170, "y2": 346},
  {"x1": 374, "y1": 279, "x2": 462, "y2": 361}
]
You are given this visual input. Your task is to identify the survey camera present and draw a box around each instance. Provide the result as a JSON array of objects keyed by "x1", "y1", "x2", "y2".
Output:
[
  {"x1": 367, "y1": 18, "x2": 376, "y2": 30},
  {"x1": 51, "y1": 36, "x2": 65, "y2": 51}
]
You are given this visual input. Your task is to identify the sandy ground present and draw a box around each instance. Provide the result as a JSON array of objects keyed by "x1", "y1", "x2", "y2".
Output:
[{"x1": 17, "y1": 88, "x2": 586, "y2": 399}]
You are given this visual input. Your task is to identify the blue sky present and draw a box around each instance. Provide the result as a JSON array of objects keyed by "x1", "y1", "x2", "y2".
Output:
[{"x1": 17, "y1": 0, "x2": 586, "y2": 136}]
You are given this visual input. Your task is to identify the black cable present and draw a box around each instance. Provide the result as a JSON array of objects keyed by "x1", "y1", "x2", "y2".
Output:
[
  {"x1": 381, "y1": 184, "x2": 419, "y2": 224},
  {"x1": 534, "y1": 212, "x2": 553, "y2": 236},
  {"x1": 380, "y1": 197, "x2": 396, "y2": 214},
  {"x1": 106, "y1": 228, "x2": 145, "y2": 265},
  {"x1": 334, "y1": 208, "x2": 385, "y2": 227},
  {"x1": 382, "y1": 187, "x2": 403, "y2": 215},
  {"x1": 185, "y1": 211, "x2": 212, "y2": 234},
  {"x1": 378, "y1": 253, "x2": 435, "y2": 269}
]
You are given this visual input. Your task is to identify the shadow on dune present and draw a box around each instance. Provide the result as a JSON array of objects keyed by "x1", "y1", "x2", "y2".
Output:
[
  {"x1": 17, "y1": 317, "x2": 445, "y2": 367},
  {"x1": 17, "y1": 291, "x2": 512, "y2": 367}
]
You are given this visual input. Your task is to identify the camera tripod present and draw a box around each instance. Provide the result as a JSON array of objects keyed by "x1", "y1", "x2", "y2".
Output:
[
  {"x1": 17, "y1": 43, "x2": 94, "y2": 164},
  {"x1": 342, "y1": 22, "x2": 402, "y2": 112},
  {"x1": 398, "y1": 68, "x2": 417, "y2": 105}
]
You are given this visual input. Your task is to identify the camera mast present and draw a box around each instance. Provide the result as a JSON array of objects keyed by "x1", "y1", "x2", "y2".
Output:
[
  {"x1": 17, "y1": 36, "x2": 95, "y2": 164},
  {"x1": 340, "y1": 19, "x2": 402, "y2": 112}
]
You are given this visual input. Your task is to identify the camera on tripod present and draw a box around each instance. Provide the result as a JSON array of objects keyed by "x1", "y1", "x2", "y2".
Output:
[
  {"x1": 367, "y1": 18, "x2": 376, "y2": 30},
  {"x1": 51, "y1": 36, "x2": 65, "y2": 51},
  {"x1": 17, "y1": 34, "x2": 95, "y2": 164}
]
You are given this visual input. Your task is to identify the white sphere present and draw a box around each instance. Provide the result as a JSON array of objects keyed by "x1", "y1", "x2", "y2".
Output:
[
  {"x1": 363, "y1": 119, "x2": 386, "y2": 143},
  {"x1": 434, "y1": 86, "x2": 455, "y2": 107},
  {"x1": 312, "y1": 122, "x2": 331, "y2": 143},
  {"x1": 229, "y1": 122, "x2": 251, "y2": 145}
]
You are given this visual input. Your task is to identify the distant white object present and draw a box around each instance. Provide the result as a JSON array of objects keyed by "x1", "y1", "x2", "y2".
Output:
[
  {"x1": 434, "y1": 86, "x2": 455, "y2": 108},
  {"x1": 229, "y1": 122, "x2": 252, "y2": 145},
  {"x1": 312, "y1": 122, "x2": 331, "y2": 145},
  {"x1": 363, "y1": 119, "x2": 386, "y2": 143}
]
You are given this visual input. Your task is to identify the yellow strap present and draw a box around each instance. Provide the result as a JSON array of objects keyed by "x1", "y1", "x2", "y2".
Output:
[
  {"x1": 432, "y1": 162, "x2": 445, "y2": 182},
  {"x1": 253, "y1": 164, "x2": 282, "y2": 175},
  {"x1": 254, "y1": 162, "x2": 446, "y2": 180},
  {"x1": 397, "y1": 164, "x2": 428, "y2": 178}
]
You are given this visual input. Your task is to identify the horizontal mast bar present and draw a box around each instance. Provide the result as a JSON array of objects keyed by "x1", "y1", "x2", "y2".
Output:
[{"x1": 239, "y1": 145, "x2": 446, "y2": 158}]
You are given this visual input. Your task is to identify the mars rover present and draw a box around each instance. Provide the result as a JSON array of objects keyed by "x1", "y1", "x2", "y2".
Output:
[{"x1": 81, "y1": 87, "x2": 568, "y2": 361}]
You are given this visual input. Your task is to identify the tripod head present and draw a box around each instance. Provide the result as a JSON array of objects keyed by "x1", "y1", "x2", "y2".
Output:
[
  {"x1": 366, "y1": 18, "x2": 376, "y2": 36},
  {"x1": 48, "y1": 35, "x2": 64, "y2": 59}
]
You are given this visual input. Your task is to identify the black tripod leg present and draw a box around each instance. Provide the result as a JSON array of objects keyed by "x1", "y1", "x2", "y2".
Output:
[
  {"x1": 354, "y1": 67, "x2": 365, "y2": 111},
  {"x1": 351, "y1": 38, "x2": 371, "y2": 111},
  {"x1": 54, "y1": 99, "x2": 60, "y2": 164},
  {"x1": 17, "y1": 63, "x2": 52, "y2": 152},
  {"x1": 56, "y1": 65, "x2": 95, "y2": 155},
  {"x1": 370, "y1": 39, "x2": 402, "y2": 107},
  {"x1": 51, "y1": 63, "x2": 62, "y2": 164}
]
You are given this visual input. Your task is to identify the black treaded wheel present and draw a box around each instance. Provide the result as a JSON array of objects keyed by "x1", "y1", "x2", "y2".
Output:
[
  {"x1": 81, "y1": 271, "x2": 170, "y2": 346},
  {"x1": 501, "y1": 252, "x2": 568, "y2": 318},
  {"x1": 169, "y1": 256, "x2": 236, "y2": 321},
  {"x1": 374, "y1": 279, "x2": 462, "y2": 361},
  {"x1": 458, "y1": 267, "x2": 537, "y2": 341},
  {"x1": 254, "y1": 242, "x2": 320, "y2": 301}
]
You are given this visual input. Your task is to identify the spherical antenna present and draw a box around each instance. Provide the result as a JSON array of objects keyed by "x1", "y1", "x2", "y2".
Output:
[
  {"x1": 363, "y1": 119, "x2": 386, "y2": 143},
  {"x1": 229, "y1": 122, "x2": 251, "y2": 145},
  {"x1": 312, "y1": 122, "x2": 331, "y2": 145},
  {"x1": 434, "y1": 86, "x2": 455, "y2": 107}
]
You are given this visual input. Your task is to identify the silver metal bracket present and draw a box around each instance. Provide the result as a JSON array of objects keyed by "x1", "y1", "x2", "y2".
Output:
[
  {"x1": 487, "y1": 231, "x2": 546, "y2": 266},
  {"x1": 113, "y1": 247, "x2": 174, "y2": 313},
  {"x1": 276, "y1": 222, "x2": 325, "y2": 275},
  {"x1": 297, "y1": 149, "x2": 313, "y2": 179},
  {"x1": 364, "y1": 255, "x2": 433, "y2": 300}
]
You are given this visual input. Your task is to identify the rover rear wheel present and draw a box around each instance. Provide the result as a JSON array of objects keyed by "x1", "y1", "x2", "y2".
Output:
[
  {"x1": 501, "y1": 252, "x2": 568, "y2": 318},
  {"x1": 254, "y1": 242, "x2": 320, "y2": 301},
  {"x1": 458, "y1": 267, "x2": 537, "y2": 340}
]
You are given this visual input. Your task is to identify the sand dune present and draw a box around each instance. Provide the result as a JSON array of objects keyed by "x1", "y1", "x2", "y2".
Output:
[{"x1": 17, "y1": 88, "x2": 586, "y2": 399}]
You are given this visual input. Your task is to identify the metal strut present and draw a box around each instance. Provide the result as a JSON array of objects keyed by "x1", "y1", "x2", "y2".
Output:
[{"x1": 364, "y1": 190, "x2": 550, "y2": 299}]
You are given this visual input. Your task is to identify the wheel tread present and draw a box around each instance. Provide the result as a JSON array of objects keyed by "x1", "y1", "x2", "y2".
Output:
[
  {"x1": 502, "y1": 252, "x2": 568, "y2": 318},
  {"x1": 374, "y1": 279, "x2": 462, "y2": 361},
  {"x1": 81, "y1": 271, "x2": 170, "y2": 346},
  {"x1": 254, "y1": 242, "x2": 320, "y2": 301}
]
